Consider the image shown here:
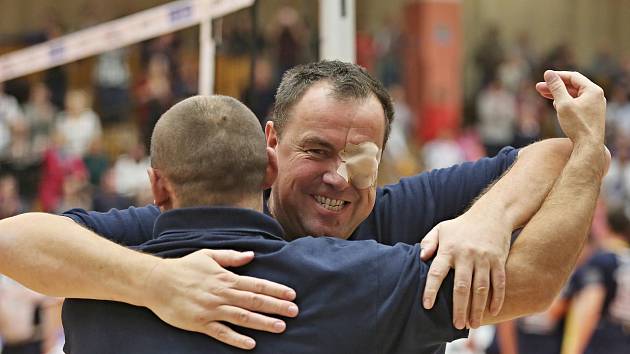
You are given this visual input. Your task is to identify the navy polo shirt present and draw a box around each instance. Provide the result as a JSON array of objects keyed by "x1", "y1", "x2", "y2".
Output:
[
  {"x1": 63, "y1": 207, "x2": 466, "y2": 354},
  {"x1": 62, "y1": 147, "x2": 518, "y2": 246},
  {"x1": 572, "y1": 250, "x2": 630, "y2": 354}
]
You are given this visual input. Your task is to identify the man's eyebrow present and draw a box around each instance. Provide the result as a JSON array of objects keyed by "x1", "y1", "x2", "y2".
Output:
[{"x1": 300, "y1": 136, "x2": 336, "y2": 150}]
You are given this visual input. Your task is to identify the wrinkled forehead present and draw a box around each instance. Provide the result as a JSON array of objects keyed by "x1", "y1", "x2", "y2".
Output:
[{"x1": 287, "y1": 83, "x2": 386, "y2": 149}]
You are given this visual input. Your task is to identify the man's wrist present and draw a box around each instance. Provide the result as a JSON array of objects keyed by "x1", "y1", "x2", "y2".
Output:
[
  {"x1": 570, "y1": 142, "x2": 608, "y2": 181},
  {"x1": 466, "y1": 194, "x2": 518, "y2": 231},
  {"x1": 119, "y1": 252, "x2": 163, "y2": 308}
]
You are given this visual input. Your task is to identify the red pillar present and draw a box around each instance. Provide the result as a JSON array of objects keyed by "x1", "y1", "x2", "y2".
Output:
[{"x1": 404, "y1": 0, "x2": 462, "y2": 142}]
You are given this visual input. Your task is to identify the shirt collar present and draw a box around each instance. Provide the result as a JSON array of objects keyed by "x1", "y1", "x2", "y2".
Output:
[{"x1": 153, "y1": 206, "x2": 286, "y2": 241}]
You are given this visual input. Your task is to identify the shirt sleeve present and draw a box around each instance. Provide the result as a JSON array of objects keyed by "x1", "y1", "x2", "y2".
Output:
[
  {"x1": 61, "y1": 205, "x2": 160, "y2": 246},
  {"x1": 375, "y1": 243, "x2": 468, "y2": 351},
  {"x1": 360, "y1": 146, "x2": 519, "y2": 245}
]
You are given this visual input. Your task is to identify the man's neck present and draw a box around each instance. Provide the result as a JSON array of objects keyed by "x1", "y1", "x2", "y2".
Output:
[{"x1": 169, "y1": 194, "x2": 264, "y2": 213}]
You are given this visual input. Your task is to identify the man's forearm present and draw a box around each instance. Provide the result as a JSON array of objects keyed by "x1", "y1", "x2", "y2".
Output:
[
  {"x1": 484, "y1": 143, "x2": 607, "y2": 323},
  {"x1": 471, "y1": 138, "x2": 572, "y2": 229},
  {"x1": 0, "y1": 212, "x2": 157, "y2": 306}
]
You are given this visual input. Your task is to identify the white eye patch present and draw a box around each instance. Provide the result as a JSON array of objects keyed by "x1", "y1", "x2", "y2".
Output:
[{"x1": 336, "y1": 142, "x2": 381, "y2": 189}]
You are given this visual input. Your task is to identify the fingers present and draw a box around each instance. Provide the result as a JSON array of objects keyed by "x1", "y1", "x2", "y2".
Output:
[
  {"x1": 205, "y1": 249, "x2": 255, "y2": 267},
  {"x1": 468, "y1": 259, "x2": 490, "y2": 329},
  {"x1": 535, "y1": 82, "x2": 579, "y2": 100},
  {"x1": 234, "y1": 275, "x2": 297, "y2": 302},
  {"x1": 536, "y1": 70, "x2": 596, "y2": 100},
  {"x1": 452, "y1": 259, "x2": 473, "y2": 330},
  {"x1": 422, "y1": 253, "x2": 451, "y2": 310},
  {"x1": 553, "y1": 71, "x2": 595, "y2": 93},
  {"x1": 489, "y1": 261, "x2": 506, "y2": 316},
  {"x1": 420, "y1": 225, "x2": 439, "y2": 260},
  {"x1": 217, "y1": 305, "x2": 287, "y2": 333},
  {"x1": 543, "y1": 70, "x2": 572, "y2": 104},
  {"x1": 205, "y1": 321, "x2": 256, "y2": 350},
  {"x1": 226, "y1": 288, "x2": 299, "y2": 317}
]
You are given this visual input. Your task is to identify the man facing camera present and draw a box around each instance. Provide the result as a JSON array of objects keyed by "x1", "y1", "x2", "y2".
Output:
[{"x1": 62, "y1": 70, "x2": 608, "y2": 354}]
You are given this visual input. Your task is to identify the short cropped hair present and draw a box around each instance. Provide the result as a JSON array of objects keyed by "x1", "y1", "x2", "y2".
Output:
[
  {"x1": 272, "y1": 60, "x2": 395, "y2": 147},
  {"x1": 150, "y1": 95, "x2": 267, "y2": 207}
]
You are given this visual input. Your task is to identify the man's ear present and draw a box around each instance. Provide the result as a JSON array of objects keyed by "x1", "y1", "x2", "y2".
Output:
[
  {"x1": 265, "y1": 121, "x2": 278, "y2": 149},
  {"x1": 148, "y1": 167, "x2": 172, "y2": 210},
  {"x1": 262, "y1": 146, "x2": 278, "y2": 190}
]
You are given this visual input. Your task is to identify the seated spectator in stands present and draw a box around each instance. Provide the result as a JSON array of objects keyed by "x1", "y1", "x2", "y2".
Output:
[
  {"x1": 55, "y1": 89, "x2": 102, "y2": 158},
  {"x1": 38, "y1": 133, "x2": 88, "y2": 212},
  {"x1": 83, "y1": 139, "x2": 109, "y2": 188},
  {"x1": 92, "y1": 168, "x2": 133, "y2": 212},
  {"x1": 112, "y1": 141, "x2": 151, "y2": 199},
  {"x1": 55, "y1": 167, "x2": 92, "y2": 214}
]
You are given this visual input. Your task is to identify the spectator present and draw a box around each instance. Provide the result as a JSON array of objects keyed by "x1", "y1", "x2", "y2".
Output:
[
  {"x1": 55, "y1": 166, "x2": 91, "y2": 213},
  {"x1": 0, "y1": 276, "x2": 61, "y2": 354},
  {"x1": 423, "y1": 130, "x2": 465, "y2": 171},
  {"x1": 606, "y1": 83, "x2": 630, "y2": 140},
  {"x1": 93, "y1": 48, "x2": 131, "y2": 124},
  {"x1": 374, "y1": 16, "x2": 404, "y2": 87},
  {"x1": 136, "y1": 54, "x2": 174, "y2": 152},
  {"x1": 22, "y1": 82, "x2": 57, "y2": 161},
  {"x1": 474, "y1": 25, "x2": 504, "y2": 89},
  {"x1": 37, "y1": 133, "x2": 87, "y2": 212},
  {"x1": 82, "y1": 138, "x2": 109, "y2": 188},
  {"x1": 498, "y1": 49, "x2": 531, "y2": 94},
  {"x1": 241, "y1": 58, "x2": 277, "y2": 126},
  {"x1": 92, "y1": 168, "x2": 133, "y2": 212},
  {"x1": 476, "y1": 79, "x2": 516, "y2": 156},
  {"x1": 41, "y1": 19, "x2": 68, "y2": 110},
  {"x1": 603, "y1": 134, "x2": 630, "y2": 212},
  {"x1": 0, "y1": 174, "x2": 24, "y2": 219},
  {"x1": 513, "y1": 79, "x2": 544, "y2": 148},
  {"x1": 565, "y1": 208, "x2": 630, "y2": 354},
  {"x1": 0, "y1": 82, "x2": 24, "y2": 165},
  {"x1": 111, "y1": 141, "x2": 151, "y2": 199},
  {"x1": 269, "y1": 6, "x2": 312, "y2": 75},
  {"x1": 55, "y1": 89, "x2": 102, "y2": 158}
]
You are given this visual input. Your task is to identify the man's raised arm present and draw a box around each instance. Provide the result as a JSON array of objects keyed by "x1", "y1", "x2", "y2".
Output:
[
  {"x1": 0, "y1": 213, "x2": 298, "y2": 350},
  {"x1": 424, "y1": 70, "x2": 608, "y2": 328},
  {"x1": 420, "y1": 136, "x2": 573, "y2": 329},
  {"x1": 480, "y1": 70, "x2": 607, "y2": 324}
]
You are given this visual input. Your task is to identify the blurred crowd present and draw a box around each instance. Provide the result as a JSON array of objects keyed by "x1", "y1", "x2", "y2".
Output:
[{"x1": 1, "y1": 6, "x2": 630, "y2": 354}]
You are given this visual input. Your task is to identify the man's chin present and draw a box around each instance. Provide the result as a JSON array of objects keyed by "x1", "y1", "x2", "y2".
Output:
[{"x1": 303, "y1": 224, "x2": 350, "y2": 239}]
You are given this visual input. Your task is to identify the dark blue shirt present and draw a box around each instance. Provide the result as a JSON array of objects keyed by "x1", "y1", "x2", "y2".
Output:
[
  {"x1": 572, "y1": 249, "x2": 630, "y2": 354},
  {"x1": 63, "y1": 207, "x2": 466, "y2": 354},
  {"x1": 62, "y1": 147, "x2": 518, "y2": 246}
]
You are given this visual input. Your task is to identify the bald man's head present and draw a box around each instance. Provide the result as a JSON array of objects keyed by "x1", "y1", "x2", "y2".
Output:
[{"x1": 150, "y1": 95, "x2": 267, "y2": 207}]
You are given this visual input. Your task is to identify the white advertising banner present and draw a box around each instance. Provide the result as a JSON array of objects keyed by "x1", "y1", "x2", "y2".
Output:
[{"x1": 0, "y1": 0, "x2": 254, "y2": 82}]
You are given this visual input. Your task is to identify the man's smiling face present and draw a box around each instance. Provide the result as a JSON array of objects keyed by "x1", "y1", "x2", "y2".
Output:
[{"x1": 267, "y1": 81, "x2": 386, "y2": 239}]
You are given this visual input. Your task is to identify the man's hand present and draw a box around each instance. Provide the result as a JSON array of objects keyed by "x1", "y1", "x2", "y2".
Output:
[
  {"x1": 142, "y1": 249, "x2": 299, "y2": 350},
  {"x1": 420, "y1": 211, "x2": 510, "y2": 329},
  {"x1": 535, "y1": 70, "x2": 606, "y2": 146}
]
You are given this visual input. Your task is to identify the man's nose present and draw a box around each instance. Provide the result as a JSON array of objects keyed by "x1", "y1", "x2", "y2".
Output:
[{"x1": 322, "y1": 166, "x2": 351, "y2": 191}]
